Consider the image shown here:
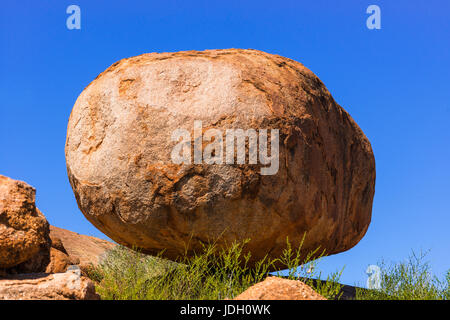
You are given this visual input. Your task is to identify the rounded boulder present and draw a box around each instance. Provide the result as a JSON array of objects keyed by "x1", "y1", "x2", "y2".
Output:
[{"x1": 65, "y1": 49, "x2": 376, "y2": 268}]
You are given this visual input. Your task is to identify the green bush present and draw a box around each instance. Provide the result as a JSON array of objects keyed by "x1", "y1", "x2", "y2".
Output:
[
  {"x1": 86, "y1": 236, "x2": 343, "y2": 300},
  {"x1": 356, "y1": 250, "x2": 449, "y2": 300},
  {"x1": 85, "y1": 239, "x2": 448, "y2": 301},
  {"x1": 273, "y1": 238, "x2": 344, "y2": 300}
]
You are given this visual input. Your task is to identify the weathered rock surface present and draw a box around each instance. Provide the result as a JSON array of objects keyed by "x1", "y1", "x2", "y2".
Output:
[
  {"x1": 0, "y1": 267, "x2": 99, "y2": 300},
  {"x1": 233, "y1": 276, "x2": 326, "y2": 300},
  {"x1": 0, "y1": 175, "x2": 51, "y2": 272},
  {"x1": 49, "y1": 225, "x2": 115, "y2": 268},
  {"x1": 45, "y1": 248, "x2": 73, "y2": 274},
  {"x1": 65, "y1": 49, "x2": 376, "y2": 268}
]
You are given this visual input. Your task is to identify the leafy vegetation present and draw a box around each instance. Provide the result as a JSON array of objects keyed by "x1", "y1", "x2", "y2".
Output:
[
  {"x1": 356, "y1": 250, "x2": 449, "y2": 300},
  {"x1": 85, "y1": 236, "x2": 342, "y2": 300},
  {"x1": 85, "y1": 239, "x2": 448, "y2": 300}
]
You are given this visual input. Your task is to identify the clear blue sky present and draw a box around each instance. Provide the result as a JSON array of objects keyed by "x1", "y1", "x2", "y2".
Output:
[{"x1": 1, "y1": 0, "x2": 449, "y2": 286}]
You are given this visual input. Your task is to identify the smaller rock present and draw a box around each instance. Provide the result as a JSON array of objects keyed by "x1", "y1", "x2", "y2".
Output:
[
  {"x1": 0, "y1": 175, "x2": 51, "y2": 273},
  {"x1": 0, "y1": 268, "x2": 100, "y2": 300},
  {"x1": 233, "y1": 276, "x2": 326, "y2": 300},
  {"x1": 50, "y1": 236, "x2": 68, "y2": 255},
  {"x1": 49, "y1": 226, "x2": 115, "y2": 268},
  {"x1": 45, "y1": 235, "x2": 80, "y2": 273},
  {"x1": 45, "y1": 248, "x2": 72, "y2": 274}
]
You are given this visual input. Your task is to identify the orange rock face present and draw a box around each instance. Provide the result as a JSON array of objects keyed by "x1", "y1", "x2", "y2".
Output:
[
  {"x1": 65, "y1": 49, "x2": 376, "y2": 268},
  {"x1": 49, "y1": 225, "x2": 115, "y2": 267},
  {"x1": 45, "y1": 248, "x2": 73, "y2": 274},
  {"x1": 0, "y1": 268, "x2": 99, "y2": 300},
  {"x1": 0, "y1": 175, "x2": 51, "y2": 272},
  {"x1": 234, "y1": 276, "x2": 326, "y2": 300}
]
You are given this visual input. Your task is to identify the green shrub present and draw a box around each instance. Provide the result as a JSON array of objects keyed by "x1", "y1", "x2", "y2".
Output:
[
  {"x1": 356, "y1": 250, "x2": 449, "y2": 300},
  {"x1": 87, "y1": 236, "x2": 342, "y2": 300},
  {"x1": 86, "y1": 239, "x2": 448, "y2": 301},
  {"x1": 273, "y1": 237, "x2": 344, "y2": 300}
]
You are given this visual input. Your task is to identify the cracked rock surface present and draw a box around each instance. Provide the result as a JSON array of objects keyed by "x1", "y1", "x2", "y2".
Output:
[{"x1": 65, "y1": 49, "x2": 376, "y2": 268}]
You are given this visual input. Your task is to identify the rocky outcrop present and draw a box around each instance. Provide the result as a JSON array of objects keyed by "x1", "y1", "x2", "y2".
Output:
[
  {"x1": 0, "y1": 175, "x2": 51, "y2": 273},
  {"x1": 0, "y1": 266, "x2": 99, "y2": 300},
  {"x1": 233, "y1": 276, "x2": 326, "y2": 300},
  {"x1": 0, "y1": 175, "x2": 105, "y2": 299},
  {"x1": 65, "y1": 49, "x2": 376, "y2": 268},
  {"x1": 45, "y1": 248, "x2": 73, "y2": 274},
  {"x1": 45, "y1": 232, "x2": 84, "y2": 274},
  {"x1": 0, "y1": 174, "x2": 113, "y2": 275},
  {"x1": 49, "y1": 226, "x2": 115, "y2": 268}
]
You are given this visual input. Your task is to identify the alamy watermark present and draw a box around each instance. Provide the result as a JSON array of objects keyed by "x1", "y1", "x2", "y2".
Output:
[
  {"x1": 366, "y1": 264, "x2": 381, "y2": 289},
  {"x1": 170, "y1": 120, "x2": 279, "y2": 175},
  {"x1": 65, "y1": 5, "x2": 381, "y2": 31},
  {"x1": 366, "y1": 5, "x2": 381, "y2": 30},
  {"x1": 66, "y1": 5, "x2": 81, "y2": 30}
]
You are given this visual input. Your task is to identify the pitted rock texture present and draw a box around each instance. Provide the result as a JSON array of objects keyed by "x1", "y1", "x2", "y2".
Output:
[
  {"x1": 0, "y1": 175, "x2": 51, "y2": 272},
  {"x1": 65, "y1": 49, "x2": 376, "y2": 268}
]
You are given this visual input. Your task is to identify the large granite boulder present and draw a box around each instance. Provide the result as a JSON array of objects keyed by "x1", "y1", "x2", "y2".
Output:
[
  {"x1": 65, "y1": 49, "x2": 376, "y2": 268},
  {"x1": 0, "y1": 175, "x2": 51, "y2": 272}
]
